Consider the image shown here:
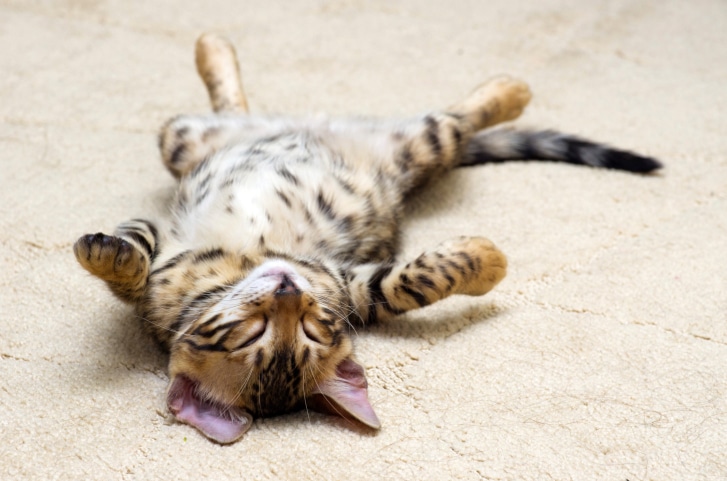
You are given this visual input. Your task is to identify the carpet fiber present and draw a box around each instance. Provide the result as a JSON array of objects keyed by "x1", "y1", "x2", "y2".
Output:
[{"x1": 1, "y1": 1, "x2": 725, "y2": 479}]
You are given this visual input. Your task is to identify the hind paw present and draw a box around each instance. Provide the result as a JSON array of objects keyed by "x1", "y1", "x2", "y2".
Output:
[
  {"x1": 73, "y1": 233, "x2": 145, "y2": 281},
  {"x1": 455, "y1": 75, "x2": 532, "y2": 129}
]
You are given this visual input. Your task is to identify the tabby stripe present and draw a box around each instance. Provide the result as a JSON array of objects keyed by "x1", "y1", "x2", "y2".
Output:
[
  {"x1": 276, "y1": 189, "x2": 292, "y2": 207},
  {"x1": 337, "y1": 215, "x2": 354, "y2": 233},
  {"x1": 367, "y1": 264, "x2": 403, "y2": 323},
  {"x1": 193, "y1": 248, "x2": 225, "y2": 263},
  {"x1": 416, "y1": 274, "x2": 437, "y2": 290},
  {"x1": 123, "y1": 231, "x2": 153, "y2": 257},
  {"x1": 400, "y1": 284, "x2": 428, "y2": 307},
  {"x1": 195, "y1": 319, "x2": 243, "y2": 339},
  {"x1": 335, "y1": 175, "x2": 356, "y2": 194},
  {"x1": 316, "y1": 191, "x2": 336, "y2": 220},
  {"x1": 151, "y1": 250, "x2": 192, "y2": 276},
  {"x1": 206, "y1": 326, "x2": 237, "y2": 351},
  {"x1": 445, "y1": 259, "x2": 466, "y2": 276},
  {"x1": 439, "y1": 267, "x2": 456, "y2": 289},
  {"x1": 414, "y1": 256, "x2": 434, "y2": 271},
  {"x1": 183, "y1": 339, "x2": 228, "y2": 352},
  {"x1": 190, "y1": 313, "x2": 222, "y2": 336},
  {"x1": 170, "y1": 144, "x2": 186, "y2": 165},
  {"x1": 277, "y1": 166, "x2": 300, "y2": 186},
  {"x1": 451, "y1": 123, "x2": 462, "y2": 146},
  {"x1": 195, "y1": 188, "x2": 210, "y2": 206},
  {"x1": 398, "y1": 146, "x2": 414, "y2": 172},
  {"x1": 455, "y1": 251, "x2": 476, "y2": 272},
  {"x1": 128, "y1": 219, "x2": 158, "y2": 239},
  {"x1": 424, "y1": 116, "x2": 442, "y2": 156},
  {"x1": 198, "y1": 174, "x2": 212, "y2": 191},
  {"x1": 330, "y1": 329, "x2": 343, "y2": 347},
  {"x1": 171, "y1": 285, "x2": 232, "y2": 334}
]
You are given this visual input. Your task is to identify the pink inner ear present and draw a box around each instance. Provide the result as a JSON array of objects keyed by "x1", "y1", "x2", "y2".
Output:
[
  {"x1": 167, "y1": 375, "x2": 253, "y2": 444},
  {"x1": 311, "y1": 358, "x2": 381, "y2": 429}
]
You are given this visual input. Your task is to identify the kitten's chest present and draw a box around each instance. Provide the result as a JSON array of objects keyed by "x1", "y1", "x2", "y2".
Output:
[{"x1": 169, "y1": 138, "x2": 399, "y2": 261}]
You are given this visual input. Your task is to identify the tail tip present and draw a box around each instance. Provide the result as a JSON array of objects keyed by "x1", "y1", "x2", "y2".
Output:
[{"x1": 606, "y1": 150, "x2": 663, "y2": 173}]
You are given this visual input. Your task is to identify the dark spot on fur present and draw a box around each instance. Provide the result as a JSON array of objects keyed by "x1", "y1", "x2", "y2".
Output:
[
  {"x1": 276, "y1": 189, "x2": 292, "y2": 208},
  {"x1": 277, "y1": 166, "x2": 300, "y2": 186},
  {"x1": 424, "y1": 115, "x2": 442, "y2": 156},
  {"x1": 170, "y1": 144, "x2": 186, "y2": 165},
  {"x1": 316, "y1": 191, "x2": 336, "y2": 220}
]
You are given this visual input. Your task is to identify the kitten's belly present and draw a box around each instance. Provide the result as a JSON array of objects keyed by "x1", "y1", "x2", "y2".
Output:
[{"x1": 174, "y1": 160, "x2": 387, "y2": 260}]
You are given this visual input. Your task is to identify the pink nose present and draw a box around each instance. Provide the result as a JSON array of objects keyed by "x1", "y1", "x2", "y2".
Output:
[{"x1": 275, "y1": 275, "x2": 301, "y2": 296}]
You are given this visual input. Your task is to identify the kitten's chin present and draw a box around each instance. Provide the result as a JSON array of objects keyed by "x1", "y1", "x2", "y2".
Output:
[
  {"x1": 236, "y1": 258, "x2": 313, "y2": 294},
  {"x1": 167, "y1": 375, "x2": 253, "y2": 444}
]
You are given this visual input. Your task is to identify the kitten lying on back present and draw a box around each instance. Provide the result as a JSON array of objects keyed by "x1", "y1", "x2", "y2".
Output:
[{"x1": 74, "y1": 34, "x2": 660, "y2": 444}]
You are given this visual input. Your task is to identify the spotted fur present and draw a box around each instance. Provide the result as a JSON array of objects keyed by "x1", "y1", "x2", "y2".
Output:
[{"x1": 73, "y1": 33, "x2": 660, "y2": 444}]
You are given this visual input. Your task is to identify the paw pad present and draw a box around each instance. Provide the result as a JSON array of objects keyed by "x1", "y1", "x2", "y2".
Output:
[{"x1": 73, "y1": 233, "x2": 141, "y2": 279}]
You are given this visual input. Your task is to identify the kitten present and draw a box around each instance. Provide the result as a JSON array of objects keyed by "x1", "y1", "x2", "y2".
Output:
[{"x1": 73, "y1": 34, "x2": 660, "y2": 444}]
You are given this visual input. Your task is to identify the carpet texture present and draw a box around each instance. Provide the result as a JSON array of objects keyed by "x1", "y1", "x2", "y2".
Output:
[{"x1": 1, "y1": 1, "x2": 725, "y2": 479}]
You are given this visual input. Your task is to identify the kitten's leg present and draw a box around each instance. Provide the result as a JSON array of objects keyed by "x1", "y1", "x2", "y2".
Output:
[
  {"x1": 332, "y1": 76, "x2": 531, "y2": 192},
  {"x1": 159, "y1": 33, "x2": 251, "y2": 178},
  {"x1": 395, "y1": 76, "x2": 531, "y2": 190},
  {"x1": 195, "y1": 33, "x2": 248, "y2": 114},
  {"x1": 73, "y1": 219, "x2": 158, "y2": 303},
  {"x1": 347, "y1": 236, "x2": 507, "y2": 324},
  {"x1": 447, "y1": 75, "x2": 532, "y2": 131}
]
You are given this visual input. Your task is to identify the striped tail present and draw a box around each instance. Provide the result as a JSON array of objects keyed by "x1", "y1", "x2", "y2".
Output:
[{"x1": 463, "y1": 129, "x2": 662, "y2": 173}]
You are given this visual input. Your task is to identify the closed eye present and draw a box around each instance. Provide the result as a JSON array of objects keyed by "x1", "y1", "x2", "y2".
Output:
[
  {"x1": 302, "y1": 319, "x2": 325, "y2": 344},
  {"x1": 239, "y1": 319, "x2": 266, "y2": 348}
]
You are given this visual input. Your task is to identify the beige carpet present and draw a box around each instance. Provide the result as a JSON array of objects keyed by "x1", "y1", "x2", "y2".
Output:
[{"x1": 2, "y1": 1, "x2": 725, "y2": 479}]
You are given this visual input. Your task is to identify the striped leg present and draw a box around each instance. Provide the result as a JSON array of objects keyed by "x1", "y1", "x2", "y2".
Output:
[
  {"x1": 196, "y1": 33, "x2": 248, "y2": 114},
  {"x1": 348, "y1": 236, "x2": 507, "y2": 324},
  {"x1": 159, "y1": 33, "x2": 251, "y2": 178},
  {"x1": 73, "y1": 219, "x2": 158, "y2": 303},
  {"x1": 399, "y1": 76, "x2": 531, "y2": 191}
]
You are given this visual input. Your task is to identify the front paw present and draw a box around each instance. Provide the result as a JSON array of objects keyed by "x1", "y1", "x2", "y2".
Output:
[
  {"x1": 73, "y1": 233, "x2": 144, "y2": 280},
  {"x1": 440, "y1": 236, "x2": 508, "y2": 296}
]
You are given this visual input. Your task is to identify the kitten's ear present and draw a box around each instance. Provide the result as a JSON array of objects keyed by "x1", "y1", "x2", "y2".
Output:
[
  {"x1": 309, "y1": 358, "x2": 381, "y2": 429},
  {"x1": 166, "y1": 375, "x2": 253, "y2": 444}
]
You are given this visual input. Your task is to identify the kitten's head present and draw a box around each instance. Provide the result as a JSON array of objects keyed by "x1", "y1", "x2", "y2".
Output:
[{"x1": 165, "y1": 258, "x2": 379, "y2": 443}]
